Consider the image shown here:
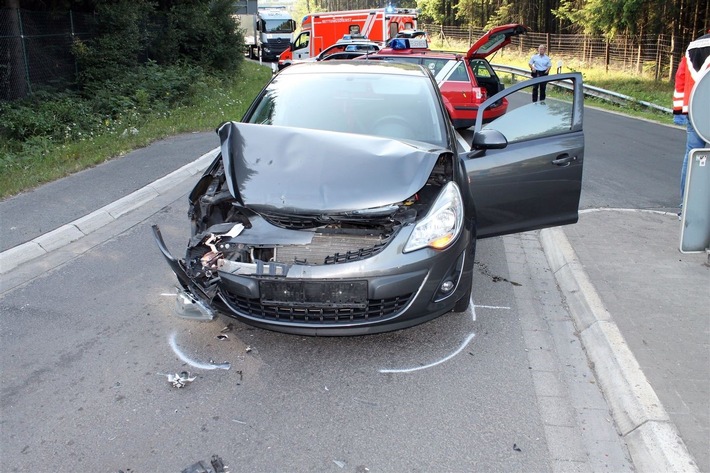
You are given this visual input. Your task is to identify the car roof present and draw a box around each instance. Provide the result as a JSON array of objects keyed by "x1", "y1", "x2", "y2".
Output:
[{"x1": 278, "y1": 61, "x2": 430, "y2": 77}]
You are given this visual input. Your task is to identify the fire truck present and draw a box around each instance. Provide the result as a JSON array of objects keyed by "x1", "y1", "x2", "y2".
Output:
[{"x1": 278, "y1": 7, "x2": 418, "y2": 68}]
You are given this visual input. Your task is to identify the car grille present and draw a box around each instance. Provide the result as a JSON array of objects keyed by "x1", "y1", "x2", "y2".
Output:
[
  {"x1": 273, "y1": 233, "x2": 390, "y2": 265},
  {"x1": 221, "y1": 290, "x2": 412, "y2": 325}
]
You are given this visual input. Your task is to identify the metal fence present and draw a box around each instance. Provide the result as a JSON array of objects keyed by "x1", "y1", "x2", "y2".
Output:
[
  {"x1": 422, "y1": 23, "x2": 683, "y2": 81},
  {"x1": 1, "y1": 9, "x2": 95, "y2": 101}
]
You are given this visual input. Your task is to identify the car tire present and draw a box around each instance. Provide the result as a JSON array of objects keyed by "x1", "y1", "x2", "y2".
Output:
[{"x1": 452, "y1": 285, "x2": 471, "y2": 313}]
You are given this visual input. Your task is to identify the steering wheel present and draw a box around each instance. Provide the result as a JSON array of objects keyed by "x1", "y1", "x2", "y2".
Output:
[{"x1": 371, "y1": 115, "x2": 414, "y2": 140}]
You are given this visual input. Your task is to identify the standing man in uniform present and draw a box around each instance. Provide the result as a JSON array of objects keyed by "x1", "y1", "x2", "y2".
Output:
[
  {"x1": 529, "y1": 44, "x2": 552, "y2": 102},
  {"x1": 673, "y1": 30, "x2": 710, "y2": 208}
]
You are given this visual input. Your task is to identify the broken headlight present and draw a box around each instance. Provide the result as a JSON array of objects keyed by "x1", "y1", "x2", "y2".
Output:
[{"x1": 403, "y1": 181, "x2": 463, "y2": 253}]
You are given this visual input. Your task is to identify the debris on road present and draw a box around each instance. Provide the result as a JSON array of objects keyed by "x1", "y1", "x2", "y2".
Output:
[
  {"x1": 216, "y1": 334, "x2": 229, "y2": 341},
  {"x1": 181, "y1": 454, "x2": 227, "y2": 473},
  {"x1": 166, "y1": 371, "x2": 196, "y2": 388},
  {"x1": 220, "y1": 323, "x2": 234, "y2": 333}
]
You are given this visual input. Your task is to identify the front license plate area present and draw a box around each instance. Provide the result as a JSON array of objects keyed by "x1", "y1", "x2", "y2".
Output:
[{"x1": 260, "y1": 280, "x2": 367, "y2": 308}]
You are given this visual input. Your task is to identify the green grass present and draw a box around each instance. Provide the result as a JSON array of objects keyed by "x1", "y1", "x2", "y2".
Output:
[
  {"x1": 0, "y1": 62, "x2": 271, "y2": 199},
  {"x1": 0, "y1": 52, "x2": 678, "y2": 200}
]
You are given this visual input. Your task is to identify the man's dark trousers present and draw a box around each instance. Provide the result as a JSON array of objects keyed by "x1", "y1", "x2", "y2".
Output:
[{"x1": 531, "y1": 70, "x2": 549, "y2": 102}]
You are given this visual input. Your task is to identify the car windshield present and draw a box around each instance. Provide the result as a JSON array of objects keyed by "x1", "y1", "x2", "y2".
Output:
[
  {"x1": 246, "y1": 71, "x2": 448, "y2": 147},
  {"x1": 263, "y1": 19, "x2": 293, "y2": 33}
]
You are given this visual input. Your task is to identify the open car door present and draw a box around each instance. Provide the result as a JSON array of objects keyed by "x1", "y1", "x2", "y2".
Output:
[{"x1": 462, "y1": 72, "x2": 584, "y2": 238}]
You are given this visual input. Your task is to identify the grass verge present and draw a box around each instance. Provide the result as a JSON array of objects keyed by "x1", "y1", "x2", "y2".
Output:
[{"x1": 0, "y1": 62, "x2": 271, "y2": 200}]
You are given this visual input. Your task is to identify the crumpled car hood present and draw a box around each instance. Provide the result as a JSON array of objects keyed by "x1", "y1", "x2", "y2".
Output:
[{"x1": 218, "y1": 122, "x2": 447, "y2": 214}]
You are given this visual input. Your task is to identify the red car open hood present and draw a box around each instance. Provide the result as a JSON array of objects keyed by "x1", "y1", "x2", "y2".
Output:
[{"x1": 466, "y1": 24, "x2": 528, "y2": 60}]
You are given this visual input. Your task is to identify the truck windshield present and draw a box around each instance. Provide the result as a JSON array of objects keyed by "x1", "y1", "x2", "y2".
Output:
[{"x1": 264, "y1": 19, "x2": 294, "y2": 33}]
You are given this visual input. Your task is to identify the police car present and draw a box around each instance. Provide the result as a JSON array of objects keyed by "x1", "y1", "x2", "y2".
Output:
[{"x1": 290, "y1": 35, "x2": 383, "y2": 66}]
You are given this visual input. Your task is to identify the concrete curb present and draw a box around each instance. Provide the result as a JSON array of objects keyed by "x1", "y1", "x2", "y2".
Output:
[
  {"x1": 0, "y1": 147, "x2": 219, "y2": 275},
  {"x1": 539, "y1": 226, "x2": 700, "y2": 473}
]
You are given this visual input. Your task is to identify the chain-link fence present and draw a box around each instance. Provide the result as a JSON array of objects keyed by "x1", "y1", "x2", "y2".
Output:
[
  {"x1": 422, "y1": 23, "x2": 684, "y2": 81},
  {"x1": 1, "y1": 9, "x2": 95, "y2": 101}
]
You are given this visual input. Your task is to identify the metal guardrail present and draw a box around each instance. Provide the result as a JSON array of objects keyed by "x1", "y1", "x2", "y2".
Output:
[{"x1": 491, "y1": 64, "x2": 673, "y2": 114}]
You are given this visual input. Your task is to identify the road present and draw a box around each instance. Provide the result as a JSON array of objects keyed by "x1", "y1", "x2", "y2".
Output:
[{"x1": 0, "y1": 100, "x2": 689, "y2": 471}]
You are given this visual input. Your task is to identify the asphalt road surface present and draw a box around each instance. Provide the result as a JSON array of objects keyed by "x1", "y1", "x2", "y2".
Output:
[{"x1": 0, "y1": 97, "x2": 684, "y2": 471}]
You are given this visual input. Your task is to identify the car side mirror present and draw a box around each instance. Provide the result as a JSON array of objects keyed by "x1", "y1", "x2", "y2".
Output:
[{"x1": 472, "y1": 129, "x2": 508, "y2": 150}]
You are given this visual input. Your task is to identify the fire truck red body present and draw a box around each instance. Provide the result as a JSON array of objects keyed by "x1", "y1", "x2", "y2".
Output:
[{"x1": 278, "y1": 8, "x2": 418, "y2": 68}]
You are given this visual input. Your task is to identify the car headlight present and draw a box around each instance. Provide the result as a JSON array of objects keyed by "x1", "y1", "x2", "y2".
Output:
[{"x1": 404, "y1": 181, "x2": 464, "y2": 253}]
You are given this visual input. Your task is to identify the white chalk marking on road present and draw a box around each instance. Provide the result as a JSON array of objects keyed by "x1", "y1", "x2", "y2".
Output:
[
  {"x1": 168, "y1": 332, "x2": 230, "y2": 370},
  {"x1": 378, "y1": 296, "x2": 511, "y2": 374},
  {"x1": 379, "y1": 333, "x2": 476, "y2": 374},
  {"x1": 580, "y1": 208, "x2": 676, "y2": 216}
]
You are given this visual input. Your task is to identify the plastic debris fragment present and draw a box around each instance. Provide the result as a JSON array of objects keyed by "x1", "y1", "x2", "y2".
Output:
[
  {"x1": 167, "y1": 371, "x2": 196, "y2": 388},
  {"x1": 181, "y1": 454, "x2": 227, "y2": 473}
]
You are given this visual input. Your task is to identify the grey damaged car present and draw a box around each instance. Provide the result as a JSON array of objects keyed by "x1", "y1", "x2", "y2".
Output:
[{"x1": 153, "y1": 62, "x2": 584, "y2": 335}]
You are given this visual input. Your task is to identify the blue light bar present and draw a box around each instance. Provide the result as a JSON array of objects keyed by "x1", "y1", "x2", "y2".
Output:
[{"x1": 389, "y1": 38, "x2": 408, "y2": 50}]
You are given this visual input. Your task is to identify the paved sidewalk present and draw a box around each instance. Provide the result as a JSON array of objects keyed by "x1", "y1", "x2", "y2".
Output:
[{"x1": 542, "y1": 209, "x2": 709, "y2": 472}]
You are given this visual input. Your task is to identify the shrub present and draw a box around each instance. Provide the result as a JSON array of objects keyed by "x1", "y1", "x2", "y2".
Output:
[{"x1": 152, "y1": 0, "x2": 244, "y2": 75}]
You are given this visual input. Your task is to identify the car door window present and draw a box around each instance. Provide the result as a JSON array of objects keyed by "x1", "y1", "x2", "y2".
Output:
[
  {"x1": 469, "y1": 59, "x2": 494, "y2": 79},
  {"x1": 422, "y1": 58, "x2": 449, "y2": 77},
  {"x1": 447, "y1": 61, "x2": 469, "y2": 82},
  {"x1": 465, "y1": 73, "x2": 584, "y2": 238},
  {"x1": 482, "y1": 88, "x2": 573, "y2": 143},
  {"x1": 294, "y1": 32, "x2": 309, "y2": 50}
]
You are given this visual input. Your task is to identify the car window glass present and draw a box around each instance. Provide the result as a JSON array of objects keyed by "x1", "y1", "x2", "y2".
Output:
[
  {"x1": 482, "y1": 80, "x2": 574, "y2": 143},
  {"x1": 247, "y1": 73, "x2": 447, "y2": 147},
  {"x1": 249, "y1": 90, "x2": 276, "y2": 125},
  {"x1": 475, "y1": 32, "x2": 506, "y2": 55},
  {"x1": 294, "y1": 32, "x2": 309, "y2": 49},
  {"x1": 422, "y1": 58, "x2": 449, "y2": 77},
  {"x1": 447, "y1": 61, "x2": 469, "y2": 81},
  {"x1": 469, "y1": 59, "x2": 493, "y2": 79}
]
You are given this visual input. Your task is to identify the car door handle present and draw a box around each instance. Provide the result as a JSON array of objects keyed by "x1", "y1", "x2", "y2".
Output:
[{"x1": 552, "y1": 154, "x2": 576, "y2": 166}]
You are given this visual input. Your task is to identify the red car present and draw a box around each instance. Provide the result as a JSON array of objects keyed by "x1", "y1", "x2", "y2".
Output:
[{"x1": 364, "y1": 24, "x2": 528, "y2": 128}]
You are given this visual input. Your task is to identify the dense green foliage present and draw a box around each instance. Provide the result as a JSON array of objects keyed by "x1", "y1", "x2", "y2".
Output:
[{"x1": 0, "y1": 0, "x2": 246, "y2": 196}]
